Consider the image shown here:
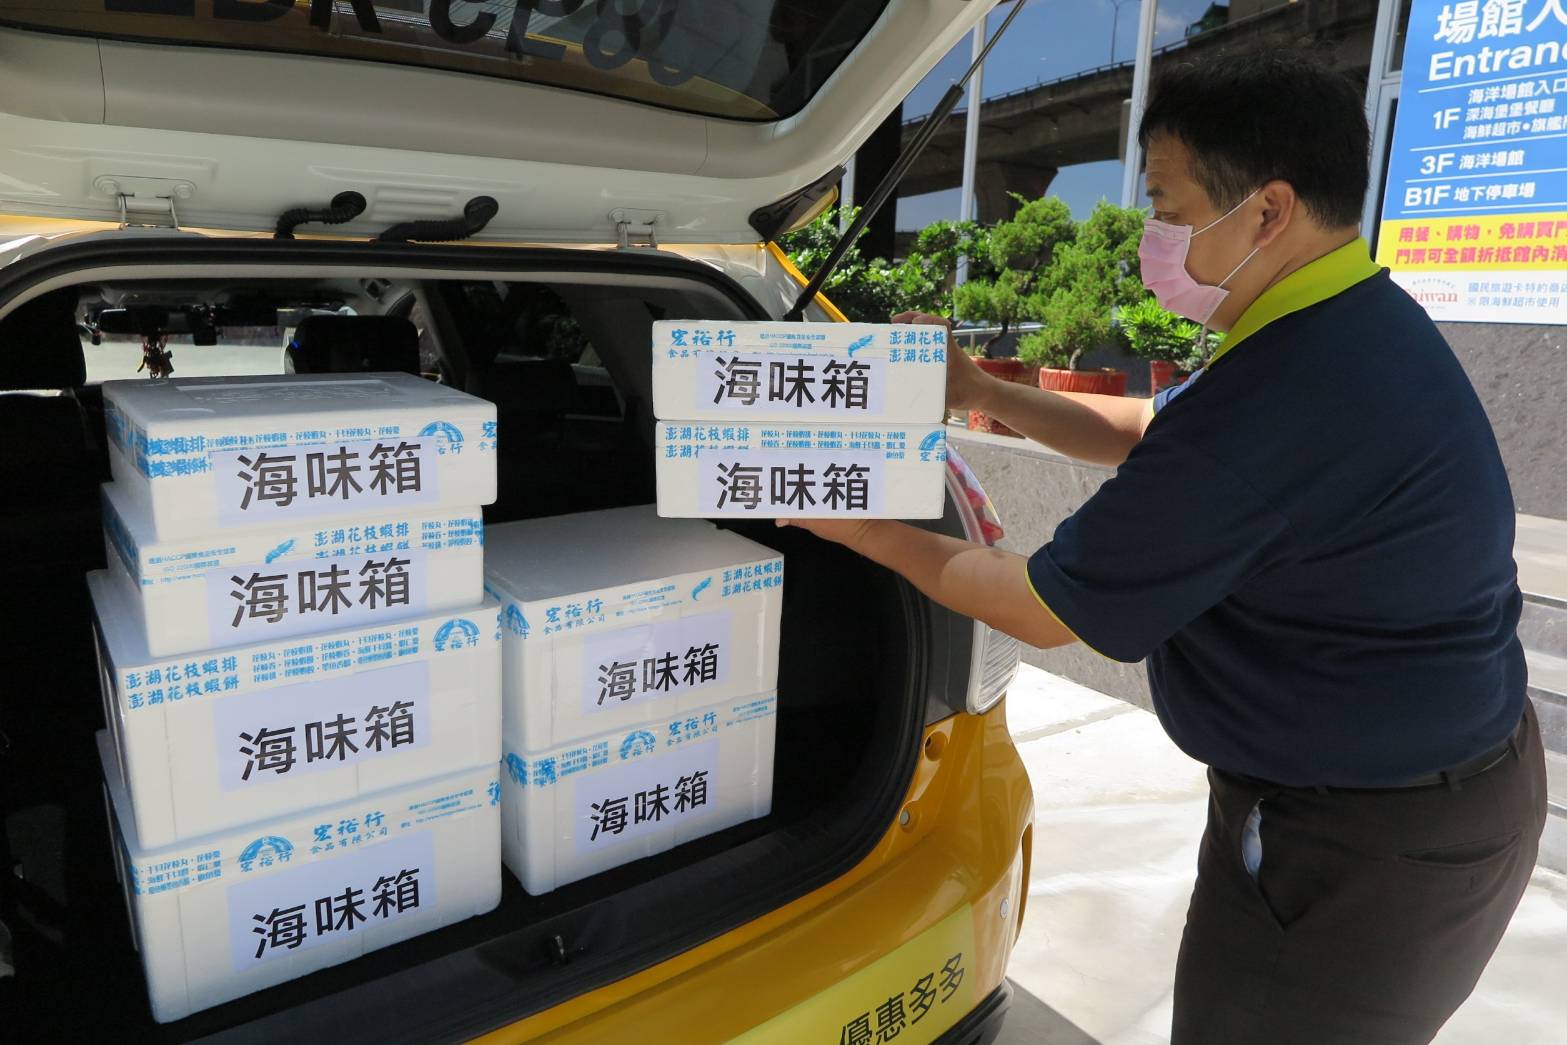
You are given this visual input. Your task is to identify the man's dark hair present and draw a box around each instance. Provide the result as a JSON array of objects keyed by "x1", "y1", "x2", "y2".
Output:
[{"x1": 1138, "y1": 52, "x2": 1370, "y2": 229}]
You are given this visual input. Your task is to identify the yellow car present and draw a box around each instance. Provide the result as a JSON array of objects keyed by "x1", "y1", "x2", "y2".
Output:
[{"x1": 0, "y1": 2, "x2": 1032, "y2": 1041}]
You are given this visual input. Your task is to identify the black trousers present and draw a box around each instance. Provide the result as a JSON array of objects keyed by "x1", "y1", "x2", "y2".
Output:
[{"x1": 1172, "y1": 702, "x2": 1547, "y2": 1045}]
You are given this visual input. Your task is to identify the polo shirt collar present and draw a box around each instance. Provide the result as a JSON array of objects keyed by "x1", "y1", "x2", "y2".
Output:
[{"x1": 1209, "y1": 236, "x2": 1382, "y2": 366}]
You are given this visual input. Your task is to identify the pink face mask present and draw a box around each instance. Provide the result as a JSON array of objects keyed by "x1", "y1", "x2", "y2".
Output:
[{"x1": 1138, "y1": 189, "x2": 1261, "y2": 326}]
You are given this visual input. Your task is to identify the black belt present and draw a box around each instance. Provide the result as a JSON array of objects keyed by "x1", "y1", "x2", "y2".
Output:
[{"x1": 1308, "y1": 714, "x2": 1526, "y2": 795}]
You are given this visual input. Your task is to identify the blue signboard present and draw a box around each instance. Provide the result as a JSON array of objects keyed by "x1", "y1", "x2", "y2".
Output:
[{"x1": 1377, "y1": 0, "x2": 1567, "y2": 322}]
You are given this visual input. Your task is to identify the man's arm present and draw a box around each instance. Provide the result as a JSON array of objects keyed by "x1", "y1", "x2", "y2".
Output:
[
  {"x1": 973, "y1": 379, "x2": 1155, "y2": 469},
  {"x1": 785, "y1": 519, "x2": 1078, "y2": 651},
  {"x1": 895, "y1": 312, "x2": 1152, "y2": 468}
]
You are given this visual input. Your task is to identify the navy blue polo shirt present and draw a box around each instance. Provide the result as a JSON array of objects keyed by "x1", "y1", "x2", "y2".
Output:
[{"x1": 1025, "y1": 238, "x2": 1526, "y2": 787}]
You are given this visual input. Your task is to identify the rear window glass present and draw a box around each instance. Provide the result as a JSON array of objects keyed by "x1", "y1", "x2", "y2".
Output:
[
  {"x1": 83, "y1": 327, "x2": 285, "y2": 383},
  {"x1": 1, "y1": 0, "x2": 891, "y2": 121}
]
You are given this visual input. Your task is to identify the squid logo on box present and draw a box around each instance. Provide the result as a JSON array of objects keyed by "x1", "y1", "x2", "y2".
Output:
[
  {"x1": 238, "y1": 835, "x2": 294, "y2": 873},
  {"x1": 619, "y1": 730, "x2": 658, "y2": 761},
  {"x1": 434, "y1": 617, "x2": 480, "y2": 651},
  {"x1": 418, "y1": 420, "x2": 465, "y2": 456},
  {"x1": 502, "y1": 604, "x2": 529, "y2": 638}
]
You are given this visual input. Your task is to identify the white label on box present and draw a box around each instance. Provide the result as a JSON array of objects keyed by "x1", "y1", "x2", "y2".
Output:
[
  {"x1": 224, "y1": 829, "x2": 434, "y2": 972},
  {"x1": 212, "y1": 661, "x2": 432, "y2": 791},
  {"x1": 694, "y1": 353, "x2": 888, "y2": 417},
  {"x1": 573, "y1": 740, "x2": 720, "y2": 856},
  {"x1": 699, "y1": 450, "x2": 887, "y2": 516},
  {"x1": 213, "y1": 438, "x2": 438, "y2": 525},
  {"x1": 579, "y1": 611, "x2": 732, "y2": 716},
  {"x1": 206, "y1": 550, "x2": 429, "y2": 643}
]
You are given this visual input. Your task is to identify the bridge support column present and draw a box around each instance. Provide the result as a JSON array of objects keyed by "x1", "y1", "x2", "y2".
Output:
[{"x1": 975, "y1": 162, "x2": 1059, "y2": 223}]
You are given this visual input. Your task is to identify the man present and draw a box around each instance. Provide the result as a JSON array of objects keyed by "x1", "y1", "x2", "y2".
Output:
[{"x1": 784, "y1": 54, "x2": 1546, "y2": 1045}]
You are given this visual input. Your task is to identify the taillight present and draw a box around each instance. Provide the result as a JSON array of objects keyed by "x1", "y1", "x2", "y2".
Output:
[
  {"x1": 946, "y1": 447, "x2": 1022, "y2": 714},
  {"x1": 946, "y1": 447, "x2": 1004, "y2": 547}
]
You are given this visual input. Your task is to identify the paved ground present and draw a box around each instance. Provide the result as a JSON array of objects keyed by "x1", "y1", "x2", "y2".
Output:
[
  {"x1": 995, "y1": 665, "x2": 1567, "y2": 1045},
  {"x1": 1516, "y1": 512, "x2": 1567, "y2": 601}
]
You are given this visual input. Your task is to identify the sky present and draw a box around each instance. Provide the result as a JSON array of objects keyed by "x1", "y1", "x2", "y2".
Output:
[{"x1": 892, "y1": 0, "x2": 1228, "y2": 229}]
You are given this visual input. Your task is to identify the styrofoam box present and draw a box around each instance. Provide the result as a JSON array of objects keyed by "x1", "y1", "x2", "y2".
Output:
[
  {"x1": 484, "y1": 506, "x2": 782, "y2": 753},
  {"x1": 651, "y1": 321, "x2": 946, "y2": 423},
  {"x1": 501, "y1": 693, "x2": 776, "y2": 894},
  {"x1": 98, "y1": 730, "x2": 501, "y2": 1024},
  {"x1": 101, "y1": 479, "x2": 485, "y2": 657},
  {"x1": 103, "y1": 372, "x2": 496, "y2": 541},
  {"x1": 655, "y1": 422, "x2": 948, "y2": 519},
  {"x1": 88, "y1": 569, "x2": 502, "y2": 849}
]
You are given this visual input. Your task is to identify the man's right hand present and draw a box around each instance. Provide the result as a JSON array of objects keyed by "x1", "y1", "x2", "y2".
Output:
[{"x1": 891, "y1": 311, "x2": 993, "y2": 412}]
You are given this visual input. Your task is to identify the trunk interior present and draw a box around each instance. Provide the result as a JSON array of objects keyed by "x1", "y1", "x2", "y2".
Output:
[{"x1": 0, "y1": 243, "x2": 968, "y2": 1042}]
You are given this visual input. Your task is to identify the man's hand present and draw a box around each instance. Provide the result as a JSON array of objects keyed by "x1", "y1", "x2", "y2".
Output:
[{"x1": 892, "y1": 311, "x2": 994, "y2": 413}]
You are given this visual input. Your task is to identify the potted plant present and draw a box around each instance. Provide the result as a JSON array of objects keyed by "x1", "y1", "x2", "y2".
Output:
[
  {"x1": 1118, "y1": 296, "x2": 1227, "y2": 392},
  {"x1": 898, "y1": 218, "x2": 994, "y2": 319},
  {"x1": 1018, "y1": 281, "x2": 1129, "y2": 395},
  {"x1": 949, "y1": 197, "x2": 1077, "y2": 434},
  {"x1": 1119, "y1": 297, "x2": 1200, "y2": 391},
  {"x1": 1016, "y1": 201, "x2": 1149, "y2": 396}
]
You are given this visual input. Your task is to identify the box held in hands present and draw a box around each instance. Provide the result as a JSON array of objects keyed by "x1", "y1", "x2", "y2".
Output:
[
  {"x1": 655, "y1": 422, "x2": 948, "y2": 519},
  {"x1": 651, "y1": 320, "x2": 947, "y2": 424}
]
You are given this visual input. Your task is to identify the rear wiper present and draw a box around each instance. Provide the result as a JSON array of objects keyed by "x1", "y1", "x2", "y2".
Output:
[{"x1": 784, "y1": 0, "x2": 1027, "y2": 322}]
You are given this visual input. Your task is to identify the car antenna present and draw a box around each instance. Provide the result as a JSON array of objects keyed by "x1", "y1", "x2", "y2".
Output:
[
  {"x1": 375, "y1": 196, "x2": 500, "y2": 244},
  {"x1": 274, "y1": 191, "x2": 368, "y2": 239},
  {"x1": 783, "y1": 0, "x2": 1026, "y2": 322}
]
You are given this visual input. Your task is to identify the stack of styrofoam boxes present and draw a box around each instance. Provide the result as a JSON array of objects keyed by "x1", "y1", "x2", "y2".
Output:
[
  {"x1": 90, "y1": 372, "x2": 503, "y2": 1023},
  {"x1": 485, "y1": 506, "x2": 782, "y2": 894},
  {"x1": 650, "y1": 321, "x2": 949, "y2": 519}
]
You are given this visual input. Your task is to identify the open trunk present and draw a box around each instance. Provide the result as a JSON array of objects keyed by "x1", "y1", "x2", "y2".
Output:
[{"x1": 0, "y1": 239, "x2": 985, "y2": 1042}]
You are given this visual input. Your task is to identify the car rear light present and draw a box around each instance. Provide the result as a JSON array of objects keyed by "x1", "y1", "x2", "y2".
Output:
[{"x1": 947, "y1": 446, "x2": 1022, "y2": 715}]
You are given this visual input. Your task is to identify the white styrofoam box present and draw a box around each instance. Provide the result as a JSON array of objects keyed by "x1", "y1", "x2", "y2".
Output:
[
  {"x1": 651, "y1": 321, "x2": 946, "y2": 423},
  {"x1": 501, "y1": 693, "x2": 776, "y2": 894},
  {"x1": 484, "y1": 506, "x2": 782, "y2": 752},
  {"x1": 98, "y1": 731, "x2": 501, "y2": 1024},
  {"x1": 88, "y1": 569, "x2": 502, "y2": 849},
  {"x1": 101, "y1": 479, "x2": 485, "y2": 657},
  {"x1": 103, "y1": 372, "x2": 496, "y2": 541},
  {"x1": 655, "y1": 421, "x2": 948, "y2": 519}
]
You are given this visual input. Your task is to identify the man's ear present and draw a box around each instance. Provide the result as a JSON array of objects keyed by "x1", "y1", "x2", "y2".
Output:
[{"x1": 1255, "y1": 179, "x2": 1297, "y2": 248}]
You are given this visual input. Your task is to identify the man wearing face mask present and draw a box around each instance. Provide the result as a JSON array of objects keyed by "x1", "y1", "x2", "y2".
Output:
[{"x1": 781, "y1": 52, "x2": 1545, "y2": 1045}]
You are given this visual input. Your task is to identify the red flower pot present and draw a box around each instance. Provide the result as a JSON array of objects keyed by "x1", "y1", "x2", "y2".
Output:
[
  {"x1": 974, "y1": 357, "x2": 1028, "y2": 382},
  {"x1": 1038, "y1": 367, "x2": 1127, "y2": 396},
  {"x1": 1149, "y1": 359, "x2": 1180, "y2": 392},
  {"x1": 966, "y1": 410, "x2": 1018, "y2": 436}
]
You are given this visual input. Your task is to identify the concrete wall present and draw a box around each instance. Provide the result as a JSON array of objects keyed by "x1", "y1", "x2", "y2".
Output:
[{"x1": 1440, "y1": 321, "x2": 1566, "y2": 521}]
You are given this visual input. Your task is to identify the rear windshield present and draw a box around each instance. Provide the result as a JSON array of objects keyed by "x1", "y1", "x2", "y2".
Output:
[{"x1": 0, "y1": 0, "x2": 890, "y2": 121}]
